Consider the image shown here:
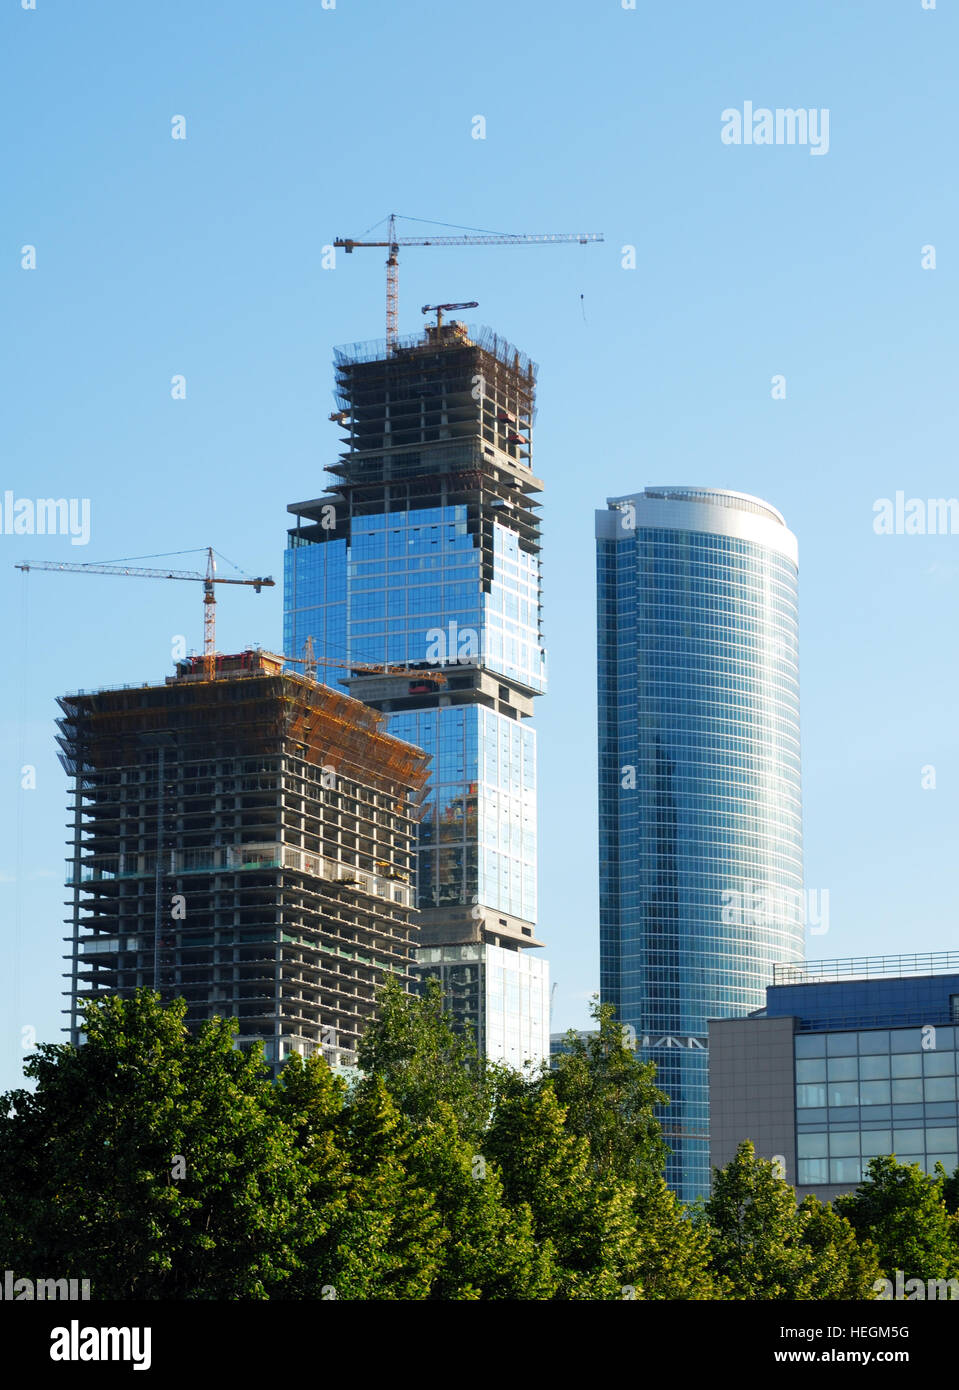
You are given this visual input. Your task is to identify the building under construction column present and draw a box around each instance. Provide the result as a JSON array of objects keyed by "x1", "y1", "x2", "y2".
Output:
[
  {"x1": 285, "y1": 318, "x2": 550, "y2": 1067},
  {"x1": 58, "y1": 650, "x2": 430, "y2": 1069}
]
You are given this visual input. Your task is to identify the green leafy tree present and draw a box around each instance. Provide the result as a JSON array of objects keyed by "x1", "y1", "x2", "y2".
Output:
[
  {"x1": 628, "y1": 1176, "x2": 716, "y2": 1299},
  {"x1": 0, "y1": 990, "x2": 313, "y2": 1299},
  {"x1": 329, "y1": 1076, "x2": 446, "y2": 1300},
  {"x1": 706, "y1": 1143, "x2": 886, "y2": 1300},
  {"x1": 704, "y1": 1142, "x2": 819, "y2": 1298},
  {"x1": 550, "y1": 999, "x2": 668, "y2": 1186},
  {"x1": 355, "y1": 974, "x2": 492, "y2": 1142},
  {"x1": 268, "y1": 1052, "x2": 351, "y2": 1299},
  {"x1": 937, "y1": 1162, "x2": 959, "y2": 1215},
  {"x1": 797, "y1": 1196, "x2": 883, "y2": 1299},
  {"x1": 408, "y1": 1103, "x2": 558, "y2": 1299},
  {"x1": 485, "y1": 1076, "x2": 642, "y2": 1299},
  {"x1": 836, "y1": 1155, "x2": 959, "y2": 1283},
  {"x1": 548, "y1": 1000, "x2": 714, "y2": 1298}
]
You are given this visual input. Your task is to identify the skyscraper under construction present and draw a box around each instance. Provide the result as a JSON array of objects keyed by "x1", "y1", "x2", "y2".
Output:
[
  {"x1": 285, "y1": 316, "x2": 549, "y2": 1066},
  {"x1": 59, "y1": 650, "x2": 430, "y2": 1069}
]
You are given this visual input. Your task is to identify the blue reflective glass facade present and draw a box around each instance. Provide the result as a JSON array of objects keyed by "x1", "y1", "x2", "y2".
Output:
[
  {"x1": 285, "y1": 509, "x2": 540, "y2": 926},
  {"x1": 768, "y1": 973, "x2": 959, "y2": 1033},
  {"x1": 285, "y1": 506, "x2": 544, "y2": 693},
  {"x1": 284, "y1": 323, "x2": 547, "y2": 1061},
  {"x1": 386, "y1": 705, "x2": 536, "y2": 921},
  {"x1": 596, "y1": 487, "x2": 804, "y2": 1202}
]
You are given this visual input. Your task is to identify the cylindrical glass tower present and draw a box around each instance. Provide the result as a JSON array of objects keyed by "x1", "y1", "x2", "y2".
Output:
[{"x1": 595, "y1": 486, "x2": 803, "y2": 1202}]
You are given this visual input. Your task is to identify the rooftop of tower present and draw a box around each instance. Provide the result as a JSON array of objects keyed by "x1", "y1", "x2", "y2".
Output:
[
  {"x1": 597, "y1": 485, "x2": 797, "y2": 563},
  {"x1": 332, "y1": 322, "x2": 537, "y2": 378},
  {"x1": 639, "y1": 486, "x2": 787, "y2": 527},
  {"x1": 57, "y1": 649, "x2": 431, "y2": 795}
]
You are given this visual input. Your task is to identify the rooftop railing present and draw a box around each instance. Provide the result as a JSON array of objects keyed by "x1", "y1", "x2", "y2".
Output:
[
  {"x1": 334, "y1": 324, "x2": 537, "y2": 378},
  {"x1": 774, "y1": 951, "x2": 959, "y2": 986}
]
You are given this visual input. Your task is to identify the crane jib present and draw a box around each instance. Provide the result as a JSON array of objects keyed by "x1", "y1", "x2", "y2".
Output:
[{"x1": 331, "y1": 222, "x2": 604, "y2": 349}]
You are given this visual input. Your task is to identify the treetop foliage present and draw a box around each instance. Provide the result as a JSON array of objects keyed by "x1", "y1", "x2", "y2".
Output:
[{"x1": 0, "y1": 989, "x2": 950, "y2": 1300}]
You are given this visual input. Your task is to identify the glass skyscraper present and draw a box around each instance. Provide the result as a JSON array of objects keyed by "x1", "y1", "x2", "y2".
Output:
[
  {"x1": 285, "y1": 318, "x2": 548, "y2": 1066},
  {"x1": 596, "y1": 486, "x2": 804, "y2": 1201}
]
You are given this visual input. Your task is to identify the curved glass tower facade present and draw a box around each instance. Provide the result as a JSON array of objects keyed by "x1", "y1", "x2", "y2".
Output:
[{"x1": 596, "y1": 486, "x2": 803, "y2": 1201}]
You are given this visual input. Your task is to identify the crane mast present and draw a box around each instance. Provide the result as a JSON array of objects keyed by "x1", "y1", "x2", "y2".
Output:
[{"x1": 15, "y1": 547, "x2": 275, "y2": 679}]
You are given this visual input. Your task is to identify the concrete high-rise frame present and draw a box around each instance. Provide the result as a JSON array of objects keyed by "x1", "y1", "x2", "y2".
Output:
[
  {"x1": 596, "y1": 486, "x2": 804, "y2": 1201},
  {"x1": 60, "y1": 650, "x2": 429, "y2": 1070},
  {"x1": 285, "y1": 320, "x2": 549, "y2": 1068}
]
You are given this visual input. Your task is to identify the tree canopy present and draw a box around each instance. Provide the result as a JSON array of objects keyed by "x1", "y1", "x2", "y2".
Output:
[{"x1": 0, "y1": 986, "x2": 947, "y2": 1300}]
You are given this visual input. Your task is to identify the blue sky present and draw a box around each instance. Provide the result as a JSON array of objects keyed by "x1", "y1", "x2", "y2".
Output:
[{"x1": 2, "y1": 0, "x2": 957, "y2": 1089}]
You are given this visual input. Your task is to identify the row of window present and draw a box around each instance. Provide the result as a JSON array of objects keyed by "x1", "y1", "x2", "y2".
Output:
[
  {"x1": 799, "y1": 1052, "x2": 957, "y2": 1081},
  {"x1": 796, "y1": 1029, "x2": 958, "y2": 1057},
  {"x1": 798, "y1": 1155, "x2": 953, "y2": 1186},
  {"x1": 799, "y1": 1078, "x2": 959, "y2": 1107},
  {"x1": 798, "y1": 1127, "x2": 958, "y2": 1158}
]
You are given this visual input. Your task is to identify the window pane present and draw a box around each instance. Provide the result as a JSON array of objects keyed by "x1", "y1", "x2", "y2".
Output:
[
  {"x1": 830, "y1": 1157, "x2": 862, "y2": 1183},
  {"x1": 859, "y1": 1031, "x2": 890, "y2": 1055},
  {"x1": 893, "y1": 1128, "x2": 925, "y2": 1152},
  {"x1": 827, "y1": 1033, "x2": 858, "y2": 1057},
  {"x1": 860, "y1": 1055, "x2": 890, "y2": 1080},
  {"x1": 796, "y1": 1035, "x2": 826, "y2": 1058},
  {"x1": 926, "y1": 1127, "x2": 959, "y2": 1153},
  {"x1": 860, "y1": 1080, "x2": 891, "y2": 1106},
  {"x1": 798, "y1": 1083, "x2": 827, "y2": 1109},
  {"x1": 797, "y1": 1133, "x2": 828, "y2": 1158},
  {"x1": 890, "y1": 1029, "x2": 921, "y2": 1052},
  {"x1": 860, "y1": 1131, "x2": 892, "y2": 1157},
  {"x1": 892, "y1": 1079, "x2": 923, "y2": 1104},
  {"x1": 892, "y1": 1054, "x2": 921, "y2": 1078},
  {"x1": 798, "y1": 1159, "x2": 828, "y2": 1184},
  {"x1": 828, "y1": 1082, "x2": 859, "y2": 1107},
  {"x1": 923, "y1": 1052, "x2": 954, "y2": 1076},
  {"x1": 827, "y1": 1057, "x2": 858, "y2": 1082},
  {"x1": 797, "y1": 1059, "x2": 826, "y2": 1083},
  {"x1": 829, "y1": 1132, "x2": 860, "y2": 1157},
  {"x1": 925, "y1": 1077, "x2": 956, "y2": 1102}
]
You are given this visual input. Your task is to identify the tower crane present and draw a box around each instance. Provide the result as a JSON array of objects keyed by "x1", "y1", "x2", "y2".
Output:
[
  {"x1": 284, "y1": 637, "x2": 450, "y2": 688},
  {"x1": 15, "y1": 547, "x2": 274, "y2": 679},
  {"x1": 421, "y1": 301, "x2": 478, "y2": 330},
  {"x1": 334, "y1": 216, "x2": 604, "y2": 352}
]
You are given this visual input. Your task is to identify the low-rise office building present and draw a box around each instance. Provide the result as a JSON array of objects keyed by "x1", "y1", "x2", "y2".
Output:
[{"x1": 709, "y1": 952, "x2": 959, "y2": 1199}]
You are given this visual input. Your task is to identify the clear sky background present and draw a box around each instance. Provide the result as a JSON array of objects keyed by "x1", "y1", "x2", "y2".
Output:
[{"x1": 2, "y1": 0, "x2": 957, "y2": 1090}]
